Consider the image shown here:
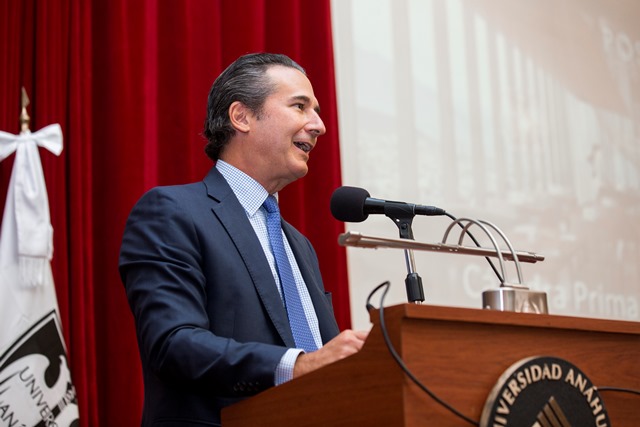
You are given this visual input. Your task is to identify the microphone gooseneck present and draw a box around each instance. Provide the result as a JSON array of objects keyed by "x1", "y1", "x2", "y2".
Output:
[{"x1": 330, "y1": 185, "x2": 506, "y2": 290}]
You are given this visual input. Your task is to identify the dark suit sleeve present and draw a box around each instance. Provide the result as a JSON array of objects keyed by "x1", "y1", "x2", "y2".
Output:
[{"x1": 119, "y1": 187, "x2": 287, "y2": 396}]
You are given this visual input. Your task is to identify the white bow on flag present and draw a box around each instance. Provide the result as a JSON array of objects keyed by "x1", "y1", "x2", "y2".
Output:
[{"x1": 0, "y1": 124, "x2": 63, "y2": 287}]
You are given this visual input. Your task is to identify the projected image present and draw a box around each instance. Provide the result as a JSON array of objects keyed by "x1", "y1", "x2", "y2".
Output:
[{"x1": 332, "y1": 0, "x2": 640, "y2": 327}]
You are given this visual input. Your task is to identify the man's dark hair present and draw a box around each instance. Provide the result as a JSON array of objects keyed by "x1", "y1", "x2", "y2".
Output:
[{"x1": 203, "y1": 53, "x2": 306, "y2": 160}]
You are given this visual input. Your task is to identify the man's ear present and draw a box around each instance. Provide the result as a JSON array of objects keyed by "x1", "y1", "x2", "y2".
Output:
[{"x1": 229, "y1": 101, "x2": 251, "y2": 133}]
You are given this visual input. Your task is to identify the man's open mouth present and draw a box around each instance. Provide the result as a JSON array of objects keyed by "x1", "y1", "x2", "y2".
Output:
[{"x1": 294, "y1": 142, "x2": 312, "y2": 153}]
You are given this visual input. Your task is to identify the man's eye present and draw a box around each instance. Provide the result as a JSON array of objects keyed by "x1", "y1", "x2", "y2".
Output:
[{"x1": 294, "y1": 103, "x2": 305, "y2": 110}]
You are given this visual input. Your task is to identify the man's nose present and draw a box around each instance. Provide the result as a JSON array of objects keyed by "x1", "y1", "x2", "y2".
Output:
[{"x1": 308, "y1": 111, "x2": 326, "y2": 136}]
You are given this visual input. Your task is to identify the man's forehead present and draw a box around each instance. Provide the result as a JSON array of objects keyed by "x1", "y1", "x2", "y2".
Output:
[
  {"x1": 267, "y1": 66, "x2": 309, "y2": 88},
  {"x1": 267, "y1": 67, "x2": 321, "y2": 109}
]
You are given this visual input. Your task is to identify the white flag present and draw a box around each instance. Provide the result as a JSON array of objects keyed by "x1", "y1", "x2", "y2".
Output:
[{"x1": 0, "y1": 124, "x2": 80, "y2": 426}]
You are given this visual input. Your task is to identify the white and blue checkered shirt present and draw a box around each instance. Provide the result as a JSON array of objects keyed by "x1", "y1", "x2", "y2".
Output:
[{"x1": 216, "y1": 160, "x2": 322, "y2": 384}]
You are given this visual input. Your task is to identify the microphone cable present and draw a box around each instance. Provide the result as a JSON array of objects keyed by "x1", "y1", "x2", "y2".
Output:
[
  {"x1": 366, "y1": 283, "x2": 640, "y2": 424},
  {"x1": 444, "y1": 211, "x2": 505, "y2": 284},
  {"x1": 598, "y1": 386, "x2": 640, "y2": 397},
  {"x1": 366, "y1": 281, "x2": 480, "y2": 426}
]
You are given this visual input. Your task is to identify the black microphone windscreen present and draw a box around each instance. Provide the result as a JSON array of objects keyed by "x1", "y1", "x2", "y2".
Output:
[{"x1": 330, "y1": 186, "x2": 370, "y2": 222}]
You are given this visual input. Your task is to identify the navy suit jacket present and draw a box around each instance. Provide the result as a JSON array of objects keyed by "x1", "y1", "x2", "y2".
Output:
[{"x1": 119, "y1": 167, "x2": 340, "y2": 426}]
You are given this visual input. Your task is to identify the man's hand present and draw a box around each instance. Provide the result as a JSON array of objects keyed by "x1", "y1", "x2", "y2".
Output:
[{"x1": 293, "y1": 329, "x2": 369, "y2": 378}]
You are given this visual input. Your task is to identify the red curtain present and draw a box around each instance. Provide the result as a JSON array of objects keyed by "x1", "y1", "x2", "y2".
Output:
[{"x1": 0, "y1": 1, "x2": 350, "y2": 425}]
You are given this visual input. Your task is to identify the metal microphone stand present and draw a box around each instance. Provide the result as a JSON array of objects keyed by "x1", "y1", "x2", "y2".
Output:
[
  {"x1": 383, "y1": 204, "x2": 424, "y2": 304},
  {"x1": 339, "y1": 218, "x2": 548, "y2": 314}
]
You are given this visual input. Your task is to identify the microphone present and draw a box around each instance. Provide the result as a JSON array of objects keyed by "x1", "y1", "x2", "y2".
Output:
[{"x1": 331, "y1": 186, "x2": 446, "y2": 223}]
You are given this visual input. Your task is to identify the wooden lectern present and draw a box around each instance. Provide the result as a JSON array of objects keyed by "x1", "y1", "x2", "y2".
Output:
[{"x1": 222, "y1": 304, "x2": 640, "y2": 426}]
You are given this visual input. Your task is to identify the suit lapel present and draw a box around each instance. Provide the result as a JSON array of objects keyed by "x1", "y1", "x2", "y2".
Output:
[{"x1": 203, "y1": 168, "x2": 296, "y2": 348}]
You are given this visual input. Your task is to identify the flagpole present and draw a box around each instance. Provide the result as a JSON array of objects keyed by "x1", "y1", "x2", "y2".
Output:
[{"x1": 20, "y1": 87, "x2": 30, "y2": 133}]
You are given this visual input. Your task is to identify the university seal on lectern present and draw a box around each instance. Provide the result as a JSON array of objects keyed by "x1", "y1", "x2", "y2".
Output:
[{"x1": 480, "y1": 356, "x2": 610, "y2": 427}]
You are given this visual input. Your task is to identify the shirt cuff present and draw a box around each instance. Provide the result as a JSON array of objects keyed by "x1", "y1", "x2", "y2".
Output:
[{"x1": 275, "y1": 348, "x2": 304, "y2": 386}]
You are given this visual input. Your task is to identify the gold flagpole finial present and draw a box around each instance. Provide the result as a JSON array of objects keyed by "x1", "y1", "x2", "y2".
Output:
[{"x1": 20, "y1": 87, "x2": 31, "y2": 132}]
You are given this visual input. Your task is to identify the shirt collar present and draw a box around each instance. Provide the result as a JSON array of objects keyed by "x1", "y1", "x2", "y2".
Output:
[{"x1": 216, "y1": 160, "x2": 273, "y2": 216}]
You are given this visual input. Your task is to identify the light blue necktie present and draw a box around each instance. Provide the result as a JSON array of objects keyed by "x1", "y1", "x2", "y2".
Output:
[{"x1": 263, "y1": 195, "x2": 318, "y2": 353}]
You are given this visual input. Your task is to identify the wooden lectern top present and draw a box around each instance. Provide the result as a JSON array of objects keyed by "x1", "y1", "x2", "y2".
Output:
[{"x1": 223, "y1": 304, "x2": 640, "y2": 426}]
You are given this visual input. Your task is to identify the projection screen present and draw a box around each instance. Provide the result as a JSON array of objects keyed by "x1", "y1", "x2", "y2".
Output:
[{"x1": 331, "y1": 0, "x2": 640, "y2": 329}]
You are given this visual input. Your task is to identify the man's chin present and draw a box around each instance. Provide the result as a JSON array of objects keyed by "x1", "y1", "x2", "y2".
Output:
[
  {"x1": 277, "y1": 167, "x2": 308, "y2": 190},
  {"x1": 292, "y1": 162, "x2": 309, "y2": 179}
]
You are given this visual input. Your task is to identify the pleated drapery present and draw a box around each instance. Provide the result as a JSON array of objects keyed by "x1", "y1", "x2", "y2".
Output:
[{"x1": 0, "y1": 1, "x2": 349, "y2": 425}]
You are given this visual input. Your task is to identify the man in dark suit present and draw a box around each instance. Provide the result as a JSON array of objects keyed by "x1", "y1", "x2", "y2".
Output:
[{"x1": 119, "y1": 53, "x2": 367, "y2": 426}]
